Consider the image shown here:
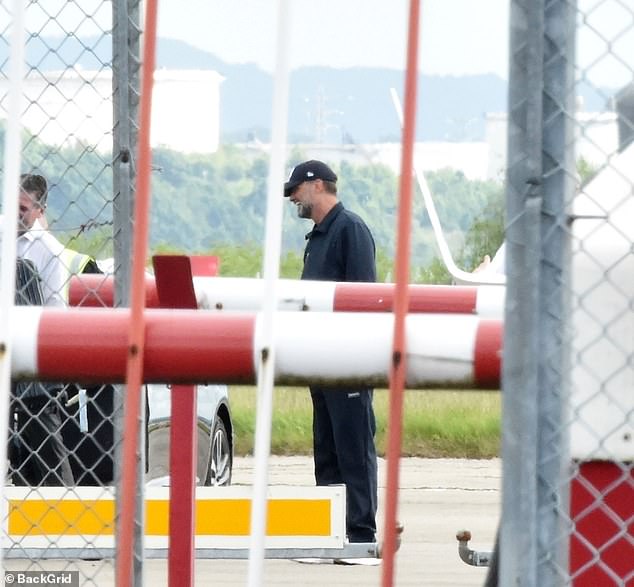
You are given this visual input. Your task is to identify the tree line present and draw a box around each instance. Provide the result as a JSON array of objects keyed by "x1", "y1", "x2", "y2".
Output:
[{"x1": 3, "y1": 125, "x2": 505, "y2": 283}]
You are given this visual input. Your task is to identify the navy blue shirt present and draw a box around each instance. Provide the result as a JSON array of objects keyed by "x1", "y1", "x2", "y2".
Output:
[{"x1": 301, "y1": 202, "x2": 376, "y2": 283}]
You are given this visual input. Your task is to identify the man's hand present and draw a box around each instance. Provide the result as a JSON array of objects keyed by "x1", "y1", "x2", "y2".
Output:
[{"x1": 473, "y1": 254, "x2": 491, "y2": 273}]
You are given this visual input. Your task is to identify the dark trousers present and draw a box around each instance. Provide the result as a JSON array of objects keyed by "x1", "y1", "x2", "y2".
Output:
[
  {"x1": 9, "y1": 397, "x2": 74, "y2": 486},
  {"x1": 310, "y1": 386, "x2": 378, "y2": 543}
]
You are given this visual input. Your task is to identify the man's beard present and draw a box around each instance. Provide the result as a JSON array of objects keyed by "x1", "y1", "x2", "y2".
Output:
[{"x1": 297, "y1": 202, "x2": 312, "y2": 219}]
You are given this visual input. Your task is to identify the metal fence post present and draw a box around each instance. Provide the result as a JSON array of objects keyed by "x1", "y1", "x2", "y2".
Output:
[
  {"x1": 536, "y1": 1, "x2": 576, "y2": 584},
  {"x1": 500, "y1": 0, "x2": 545, "y2": 584},
  {"x1": 113, "y1": 0, "x2": 142, "y2": 585}
]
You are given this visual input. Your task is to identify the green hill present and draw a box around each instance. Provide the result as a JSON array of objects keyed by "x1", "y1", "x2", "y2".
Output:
[{"x1": 5, "y1": 128, "x2": 503, "y2": 280}]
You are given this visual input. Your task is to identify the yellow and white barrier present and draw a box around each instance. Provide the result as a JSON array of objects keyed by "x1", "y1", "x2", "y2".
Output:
[{"x1": 3, "y1": 485, "x2": 346, "y2": 555}]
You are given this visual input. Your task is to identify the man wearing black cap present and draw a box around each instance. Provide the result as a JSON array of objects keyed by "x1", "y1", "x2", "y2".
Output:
[{"x1": 284, "y1": 160, "x2": 378, "y2": 550}]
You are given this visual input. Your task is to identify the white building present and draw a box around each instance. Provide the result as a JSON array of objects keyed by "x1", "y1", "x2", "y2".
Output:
[
  {"x1": 308, "y1": 142, "x2": 491, "y2": 182},
  {"x1": 243, "y1": 140, "x2": 493, "y2": 182},
  {"x1": 2, "y1": 68, "x2": 624, "y2": 182},
  {"x1": 246, "y1": 105, "x2": 620, "y2": 183},
  {"x1": 485, "y1": 107, "x2": 620, "y2": 179},
  {"x1": 150, "y1": 70, "x2": 224, "y2": 153},
  {"x1": 0, "y1": 68, "x2": 224, "y2": 154}
]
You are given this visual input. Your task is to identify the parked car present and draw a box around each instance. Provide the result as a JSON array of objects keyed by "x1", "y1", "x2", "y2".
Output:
[
  {"x1": 62, "y1": 382, "x2": 233, "y2": 487},
  {"x1": 63, "y1": 257, "x2": 233, "y2": 485},
  {"x1": 146, "y1": 383, "x2": 233, "y2": 486},
  {"x1": 63, "y1": 257, "x2": 234, "y2": 487}
]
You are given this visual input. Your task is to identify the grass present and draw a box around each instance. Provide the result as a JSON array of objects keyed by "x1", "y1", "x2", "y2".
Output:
[{"x1": 229, "y1": 386, "x2": 501, "y2": 459}]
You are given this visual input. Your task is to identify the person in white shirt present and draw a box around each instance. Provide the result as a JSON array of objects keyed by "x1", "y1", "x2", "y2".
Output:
[
  {"x1": 17, "y1": 173, "x2": 67, "y2": 307},
  {"x1": 11, "y1": 173, "x2": 74, "y2": 486}
]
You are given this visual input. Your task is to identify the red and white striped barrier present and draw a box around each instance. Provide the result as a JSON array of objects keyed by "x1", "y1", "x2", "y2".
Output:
[
  {"x1": 11, "y1": 307, "x2": 501, "y2": 388},
  {"x1": 69, "y1": 275, "x2": 505, "y2": 317}
]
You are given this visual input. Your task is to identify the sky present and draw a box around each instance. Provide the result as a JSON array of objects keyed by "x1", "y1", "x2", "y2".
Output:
[
  {"x1": 4, "y1": 0, "x2": 632, "y2": 87},
  {"x1": 154, "y1": 0, "x2": 633, "y2": 88},
  {"x1": 155, "y1": 0, "x2": 511, "y2": 77}
]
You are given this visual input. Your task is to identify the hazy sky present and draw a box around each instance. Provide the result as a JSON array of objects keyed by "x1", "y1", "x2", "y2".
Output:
[
  {"x1": 154, "y1": 0, "x2": 633, "y2": 87},
  {"x1": 156, "y1": 0, "x2": 510, "y2": 77},
  {"x1": 6, "y1": 0, "x2": 632, "y2": 87}
]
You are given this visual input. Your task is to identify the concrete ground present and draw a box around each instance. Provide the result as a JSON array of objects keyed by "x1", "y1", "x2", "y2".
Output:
[{"x1": 4, "y1": 456, "x2": 501, "y2": 586}]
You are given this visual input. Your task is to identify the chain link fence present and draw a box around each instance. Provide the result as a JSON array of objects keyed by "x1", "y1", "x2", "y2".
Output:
[
  {"x1": 499, "y1": 0, "x2": 633, "y2": 586},
  {"x1": 1, "y1": 1, "x2": 140, "y2": 584},
  {"x1": 1, "y1": 0, "x2": 632, "y2": 585}
]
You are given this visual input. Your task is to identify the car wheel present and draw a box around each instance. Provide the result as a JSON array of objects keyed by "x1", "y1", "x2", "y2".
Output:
[{"x1": 205, "y1": 416, "x2": 232, "y2": 486}]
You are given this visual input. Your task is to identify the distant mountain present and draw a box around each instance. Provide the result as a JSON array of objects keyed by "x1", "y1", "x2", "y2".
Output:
[{"x1": 1, "y1": 36, "x2": 616, "y2": 143}]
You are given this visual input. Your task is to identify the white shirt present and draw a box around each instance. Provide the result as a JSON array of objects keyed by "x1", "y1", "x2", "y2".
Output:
[{"x1": 17, "y1": 218, "x2": 67, "y2": 307}]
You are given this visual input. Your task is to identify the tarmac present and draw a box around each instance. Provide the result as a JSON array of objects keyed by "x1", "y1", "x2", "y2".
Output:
[{"x1": 4, "y1": 456, "x2": 501, "y2": 586}]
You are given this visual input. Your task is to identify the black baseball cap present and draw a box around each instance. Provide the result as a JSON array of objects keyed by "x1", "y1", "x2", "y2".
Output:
[{"x1": 283, "y1": 160, "x2": 337, "y2": 197}]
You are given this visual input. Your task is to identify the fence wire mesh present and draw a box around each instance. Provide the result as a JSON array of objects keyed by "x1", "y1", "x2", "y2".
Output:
[
  {"x1": 0, "y1": 0, "x2": 632, "y2": 585},
  {"x1": 1, "y1": 1, "x2": 133, "y2": 585},
  {"x1": 501, "y1": 0, "x2": 633, "y2": 586}
]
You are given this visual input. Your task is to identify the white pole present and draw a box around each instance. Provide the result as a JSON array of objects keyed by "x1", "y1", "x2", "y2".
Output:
[
  {"x1": 247, "y1": 0, "x2": 291, "y2": 584},
  {"x1": 0, "y1": 0, "x2": 26, "y2": 574}
]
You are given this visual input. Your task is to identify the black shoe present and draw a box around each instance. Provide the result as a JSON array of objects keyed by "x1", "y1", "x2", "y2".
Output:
[{"x1": 347, "y1": 534, "x2": 376, "y2": 544}]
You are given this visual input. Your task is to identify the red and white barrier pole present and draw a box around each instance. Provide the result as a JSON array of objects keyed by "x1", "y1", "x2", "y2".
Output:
[
  {"x1": 11, "y1": 307, "x2": 501, "y2": 389},
  {"x1": 69, "y1": 275, "x2": 505, "y2": 317}
]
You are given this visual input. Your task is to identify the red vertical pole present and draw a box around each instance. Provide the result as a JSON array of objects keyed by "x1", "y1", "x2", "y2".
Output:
[
  {"x1": 116, "y1": 1, "x2": 159, "y2": 585},
  {"x1": 153, "y1": 255, "x2": 202, "y2": 587},
  {"x1": 166, "y1": 385, "x2": 196, "y2": 586},
  {"x1": 382, "y1": 1, "x2": 420, "y2": 586}
]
